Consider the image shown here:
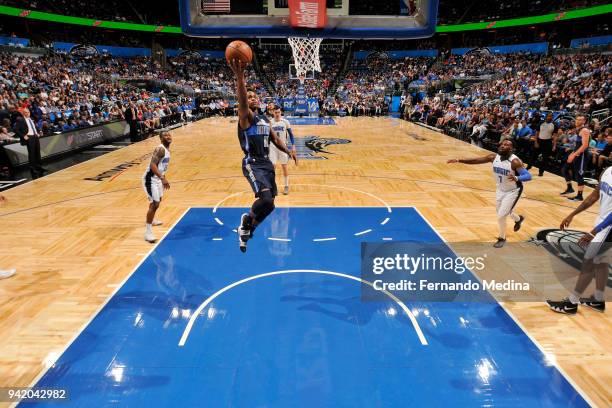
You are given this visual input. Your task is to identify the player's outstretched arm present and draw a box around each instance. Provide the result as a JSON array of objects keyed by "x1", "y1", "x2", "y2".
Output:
[
  {"x1": 270, "y1": 128, "x2": 298, "y2": 165},
  {"x1": 228, "y1": 59, "x2": 252, "y2": 130},
  {"x1": 447, "y1": 153, "x2": 496, "y2": 165},
  {"x1": 560, "y1": 172, "x2": 602, "y2": 229}
]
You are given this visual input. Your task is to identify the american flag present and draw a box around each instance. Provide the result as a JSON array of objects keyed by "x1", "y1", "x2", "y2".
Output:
[{"x1": 201, "y1": 0, "x2": 230, "y2": 13}]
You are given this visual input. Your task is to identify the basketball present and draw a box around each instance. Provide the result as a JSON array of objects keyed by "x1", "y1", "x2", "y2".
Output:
[{"x1": 225, "y1": 40, "x2": 252, "y2": 64}]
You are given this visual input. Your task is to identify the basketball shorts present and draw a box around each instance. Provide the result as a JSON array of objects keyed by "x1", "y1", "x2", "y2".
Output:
[
  {"x1": 269, "y1": 144, "x2": 289, "y2": 165},
  {"x1": 584, "y1": 225, "x2": 611, "y2": 264},
  {"x1": 143, "y1": 174, "x2": 163, "y2": 203},
  {"x1": 496, "y1": 186, "x2": 523, "y2": 217},
  {"x1": 242, "y1": 158, "x2": 278, "y2": 198}
]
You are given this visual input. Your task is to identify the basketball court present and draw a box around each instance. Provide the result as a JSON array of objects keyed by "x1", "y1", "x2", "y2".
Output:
[
  {"x1": 1, "y1": 117, "x2": 609, "y2": 406},
  {"x1": 0, "y1": 0, "x2": 611, "y2": 406}
]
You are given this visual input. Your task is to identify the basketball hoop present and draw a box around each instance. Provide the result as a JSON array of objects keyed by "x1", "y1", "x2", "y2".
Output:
[{"x1": 288, "y1": 37, "x2": 322, "y2": 80}]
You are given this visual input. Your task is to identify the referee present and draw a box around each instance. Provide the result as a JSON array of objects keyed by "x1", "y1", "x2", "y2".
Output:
[{"x1": 533, "y1": 113, "x2": 559, "y2": 177}]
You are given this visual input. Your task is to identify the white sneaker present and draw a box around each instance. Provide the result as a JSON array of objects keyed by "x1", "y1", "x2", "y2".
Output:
[
  {"x1": 237, "y1": 213, "x2": 251, "y2": 253},
  {"x1": 0, "y1": 269, "x2": 16, "y2": 279},
  {"x1": 152, "y1": 220, "x2": 163, "y2": 226},
  {"x1": 283, "y1": 186, "x2": 289, "y2": 195},
  {"x1": 144, "y1": 231, "x2": 157, "y2": 243}
]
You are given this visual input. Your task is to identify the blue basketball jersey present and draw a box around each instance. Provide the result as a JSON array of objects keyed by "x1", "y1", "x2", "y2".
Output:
[
  {"x1": 572, "y1": 127, "x2": 590, "y2": 154},
  {"x1": 238, "y1": 113, "x2": 271, "y2": 159}
]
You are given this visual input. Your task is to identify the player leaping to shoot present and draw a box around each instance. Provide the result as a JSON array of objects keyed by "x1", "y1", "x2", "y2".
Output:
[
  {"x1": 228, "y1": 47, "x2": 298, "y2": 253},
  {"x1": 447, "y1": 139, "x2": 532, "y2": 248}
]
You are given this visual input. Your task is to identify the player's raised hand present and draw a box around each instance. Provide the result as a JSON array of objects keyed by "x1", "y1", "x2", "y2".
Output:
[{"x1": 228, "y1": 58, "x2": 246, "y2": 77}]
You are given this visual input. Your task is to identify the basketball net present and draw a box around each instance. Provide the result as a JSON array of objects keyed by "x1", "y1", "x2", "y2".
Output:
[{"x1": 288, "y1": 37, "x2": 323, "y2": 83}]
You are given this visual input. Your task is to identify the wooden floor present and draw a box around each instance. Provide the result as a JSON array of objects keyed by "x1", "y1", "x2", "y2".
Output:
[{"x1": 0, "y1": 117, "x2": 609, "y2": 407}]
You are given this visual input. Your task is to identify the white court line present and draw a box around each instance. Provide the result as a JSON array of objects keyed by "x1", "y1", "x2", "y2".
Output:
[
  {"x1": 382, "y1": 238, "x2": 393, "y2": 241},
  {"x1": 411, "y1": 207, "x2": 596, "y2": 407},
  {"x1": 22, "y1": 208, "x2": 192, "y2": 404},
  {"x1": 178, "y1": 269, "x2": 428, "y2": 347},
  {"x1": 212, "y1": 238, "x2": 223, "y2": 241},
  {"x1": 268, "y1": 237, "x2": 291, "y2": 242},
  {"x1": 313, "y1": 237, "x2": 337, "y2": 242},
  {"x1": 212, "y1": 190, "x2": 246, "y2": 214},
  {"x1": 211, "y1": 184, "x2": 393, "y2": 242}
]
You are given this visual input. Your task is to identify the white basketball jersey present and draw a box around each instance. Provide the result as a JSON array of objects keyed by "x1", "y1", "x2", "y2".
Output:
[
  {"x1": 144, "y1": 144, "x2": 170, "y2": 179},
  {"x1": 493, "y1": 154, "x2": 519, "y2": 192},
  {"x1": 597, "y1": 166, "x2": 612, "y2": 224},
  {"x1": 271, "y1": 118, "x2": 291, "y2": 145}
]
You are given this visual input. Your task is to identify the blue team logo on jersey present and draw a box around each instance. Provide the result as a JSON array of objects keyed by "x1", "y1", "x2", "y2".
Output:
[
  {"x1": 600, "y1": 181, "x2": 611, "y2": 196},
  {"x1": 493, "y1": 166, "x2": 511, "y2": 176},
  {"x1": 293, "y1": 136, "x2": 351, "y2": 160}
]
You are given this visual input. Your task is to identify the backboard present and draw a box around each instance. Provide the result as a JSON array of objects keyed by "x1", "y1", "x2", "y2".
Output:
[{"x1": 180, "y1": 0, "x2": 439, "y2": 39}]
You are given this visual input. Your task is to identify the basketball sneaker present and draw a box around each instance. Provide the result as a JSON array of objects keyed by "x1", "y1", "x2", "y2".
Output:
[
  {"x1": 513, "y1": 215, "x2": 525, "y2": 232},
  {"x1": 579, "y1": 296, "x2": 605, "y2": 312},
  {"x1": 567, "y1": 194, "x2": 583, "y2": 201},
  {"x1": 237, "y1": 213, "x2": 251, "y2": 253},
  {"x1": 283, "y1": 186, "x2": 289, "y2": 195},
  {"x1": 152, "y1": 220, "x2": 163, "y2": 226},
  {"x1": 546, "y1": 298, "x2": 578, "y2": 315},
  {"x1": 493, "y1": 237, "x2": 506, "y2": 248},
  {"x1": 144, "y1": 231, "x2": 156, "y2": 243}
]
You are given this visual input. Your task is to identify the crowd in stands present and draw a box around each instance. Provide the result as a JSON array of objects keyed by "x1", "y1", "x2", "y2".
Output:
[
  {"x1": 257, "y1": 47, "x2": 342, "y2": 102},
  {"x1": 0, "y1": 51, "x2": 247, "y2": 146},
  {"x1": 403, "y1": 52, "x2": 611, "y2": 179},
  {"x1": 328, "y1": 56, "x2": 429, "y2": 116}
]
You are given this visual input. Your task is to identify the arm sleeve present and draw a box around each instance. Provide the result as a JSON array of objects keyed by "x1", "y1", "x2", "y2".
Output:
[
  {"x1": 286, "y1": 121, "x2": 295, "y2": 145},
  {"x1": 287, "y1": 128, "x2": 295, "y2": 145},
  {"x1": 516, "y1": 167, "x2": 532, "y2": 182},
  {"x1": 594, "y1": 211, "x2": 612, "y2": 234}
]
